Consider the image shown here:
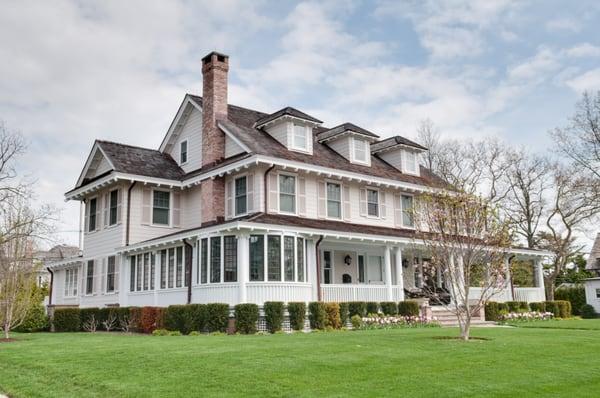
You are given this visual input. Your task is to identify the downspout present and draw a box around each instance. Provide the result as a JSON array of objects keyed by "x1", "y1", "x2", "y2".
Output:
[
  {"x1": 316, "y1": 235, "x2": 324, "y2": 302},
  {"x1": 184, "y1": 239, "x2": 194, "y2": 304},
  {"x1": 46, "y1": 267, "x2": 54, "y2": 307},
  {"x1": 263, "y1": 164, "x2": 276, "y2": 213},
  {"x1": 508, "y1": 254, "x2": 516, "y2": 301},
  {"x1": 125, "y1": 181, "x2": 137, "y2": 246}
]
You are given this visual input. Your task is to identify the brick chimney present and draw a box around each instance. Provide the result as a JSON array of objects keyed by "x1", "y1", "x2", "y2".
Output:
[{"x1": 200, "y1": 51, "x2": 229, "y2": 225}]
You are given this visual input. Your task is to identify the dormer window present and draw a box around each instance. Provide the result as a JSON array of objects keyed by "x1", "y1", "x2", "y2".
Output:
[
  {"x1": 403, "y1": 150, "x2": 418, "y2": 174},
  {"x1": 180, "y1": 140, "x2": 188, "y2": 164},
  {"x1": 352, "y1": 138, "x2": 369, "y2": 164},
  {"x1": 292, "y1": 124, "x2": 308, "y2": 151}
]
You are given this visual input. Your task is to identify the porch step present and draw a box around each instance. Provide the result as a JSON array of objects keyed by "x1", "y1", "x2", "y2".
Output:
[{"x1": 430, "y1": 306, "x2": 491, "y2": 327}]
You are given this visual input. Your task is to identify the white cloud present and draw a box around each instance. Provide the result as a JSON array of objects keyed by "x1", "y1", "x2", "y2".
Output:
[
  {"x1": 507, "y1": 47, "x2": 560, "y2": 80},
  {"x1": 545, "y1": 17, "x2": 581, "y2": 33},
  {"x1": 566, "y1": 43, "x2": 600, "y2": 58},
  {"x1": 565, "y1": 68, "x2": 600, "y2": 93}
]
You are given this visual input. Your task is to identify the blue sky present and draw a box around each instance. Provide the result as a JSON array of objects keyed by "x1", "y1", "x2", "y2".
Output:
[{"x1": 1, "y1": 0, "x2": 599, "y2": 247}]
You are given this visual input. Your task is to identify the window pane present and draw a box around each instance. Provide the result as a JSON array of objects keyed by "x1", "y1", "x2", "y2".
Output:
[
  {"x1": 224, "y1": 236, "x2": 237, "y2": 282},
  {"x1": 86, "y1": 260, "x2": 94, "y2": 295},
  {"x1": 130, "y1": 256, "x2": 135, "y2": 292},
  {"x1": 235, "y1": 177, "x2": 247, "y2": 215},
  {"x1": 250, "y1": 235, "x2": 264, "y2": 281},
  {"x1": 168, "y1": 248, "x2": 175, "y2": 288},
  {"x1": 297, "y1": 238, "x2": 304, "y2": 282},
  {"x1": 402, "y1": 195, "x2": 414, "y2": 227},
  {"x1": 293, "y1": 124, "x2": 307, "y2": 149},
  {"x1": 89, "y1": 198, "x2": 97, "y2": 231},
  {"x1": 107, "y1": 256, "x2": 115, "y2": 292},
  {"x1": 201, "y1": 239, "x2": 208, "y2": 284},
  {"x1": 367, "y1": 189, "x2": 379, "y2": 217},
  {"x1": 176, "y1": 247, "x2": 183, "y2": 288},
  {"x1": 210, "y1": 237, "x2": 221, "y2": 283},
  {"x1": 279, "y1": 175, "x2": 295, "y2": 194},
  {"x1": 327, "y1": 183, "x2": 341, "y2": 218},
  {"x1": 323, "y1": 251, "x2": 331, "y2": 284},
  {"x1": 180, "y1": 141, "x2": 187, "y2": 163},
  {"x1": 284, "y1": 236, "x2": 295, "y2": 282},
  {"x1": 109, "y1": 190, "x2": 118, "y2": 225},
  {"x1": 136, "y1": 254, "x2": 142, "y2": 291},
  {"x1": 153, "y1": 191, "x2": 170, "y2": 225},
  {"x1": 354, "y1": 139, "x2": 367, "y2": 162},
  {"x1": 153, "y1": 208, "x2": 169, "y2": 225},
  {"x1": 143, "y1": 253, "x2": 150, "y2": 290},
  {"x1": 267, "y1": 235, "x2": 281, "y2": 281},
  {"x1": 280, "y1": 194, "x2": 295, "y2": 213},
  {"x1": 150, "y1": 253, "x2": 155, "y2": 290},
  {"x1": 358, "y1": 255, "x2": 365, "y2": 283},
  {"x1": 160, "y1": 249, "x2": 167, "y2": 289}
]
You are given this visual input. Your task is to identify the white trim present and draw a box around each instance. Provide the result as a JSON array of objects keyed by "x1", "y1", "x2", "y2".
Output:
[
  {"x1": 75, "y1": 142, "x2": 117, "y2": 188},
  {"x1": 159, "y1": 96, "x2": 197, "y2": 153},
  {"x1": 350, "y1": 136, "x2": 370, "y2": 166},
  {"x1": 289, "y1": 123, "x2": 310, "y2": 153},
  {"x1": 254, "y1": 114, "x2": 321, "y2": 130}
]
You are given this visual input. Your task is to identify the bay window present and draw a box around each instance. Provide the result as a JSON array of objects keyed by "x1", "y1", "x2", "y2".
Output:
[
  {"x1": 168, "y1": 248, "x2": 175, "y2": 288},
  {"x1": 296, "y1": 237, "x2": 305, "y2": 282},
  {"x1": 176, "y1": 247, "x2": 183, "y2": 288},
  {"x1": 210, "y1": 237, "x2": 221, "y2": 283},
  {"x1": 279, "y1": 175, "x2": 296, "y2": 213},
  {"x1": 250, "y1": 235, "x2": 264, "y2": 281},
  {"x1": 224, "y1": 236, "x2": 237, "y2": 282},
  {"x1": 267, "y1": 235, "x2": 281, "y2": 281},
  {"x1": 160, "y1": 249, "x2": 167, "y2": 289},
  {"x1": 200, "y1": 239, "x2": 208, "y2": 284},
  {"x1": 284, "y1": 236, "x2": 295, "y2": 282}
]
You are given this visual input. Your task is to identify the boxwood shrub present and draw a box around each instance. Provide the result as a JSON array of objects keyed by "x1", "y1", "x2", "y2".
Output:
[
  {"x1": 206, "y1": 303, "x2": 230, "y2": 333},
  {"x1": 581, "y1": 304, "x2": 597, "y2": 319},
  {"x1": 484, "y1": 302, "x2": 509, "y2": 321},
  {"x1": 324, "y1": 302, "x2": 341, "y2": 329},
  {"x1": 234, "y1": 304, "x2": 259, "y2": 334},
  {"x1": 398, "y1": 300, "x2": 420, "y2": 317},
  {"x1": 506, "y1": 301, "x2": 528, "y2": 313},
  {"x1": 308, "y1": 302, "x2": 327, "y2": 330},
  {"x1": 263, "y1": 301, "x2": 284, "y2": 333},
  {"x1": 164, "y1": 305, "x2": 193, "y2": 334},
  {"x1": 53, "y1": 308, "x2": 81, "y2": 332},
  {"x1": 15, "y1": 305, "x2": 48, "y2": 332},
  {"x1": 555, "y1": 300, "x2": 572, "y2": 318},
  {"x1": 187, "y1": 304, "x2": 207, "y2": 332},
  {"x1": 348, "y1": 301, "x2": 367, "y2": 317},
  {"x1": 339, "y1": 302, "x2": 349, "y2": 326},
  {"x1": 529, "y1": 302, "x2": 545, "y2": 312},
  {"x1": 366, "y1": 302, "x2": 379, "y2": 315},
  {"x1": 544, "y1": 301, "x2": 560, "y2": 318},
  {"x1": 287, "y1": 302, "x2": 306, "y2": 331},
  {"x1": 380, "y1": 301, "x2": 398, "y2": 316},
  {"x1": 555, "y1": 286, "x2": 586, "y2": 316}
]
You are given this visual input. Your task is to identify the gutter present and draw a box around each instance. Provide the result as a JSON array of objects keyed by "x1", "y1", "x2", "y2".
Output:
[
  {"x1": 315, "y1": 235, "x2": 324, "y2": 302},
  {"x1": 183, "y1": 239, "x2": 194, "y2": 304},
  {"x1": 46, "y1": 267, "x2": 54, "y2": 307},
  {"x1": 263, "y1": 164, "x2": 276, "y2": 212},
  {"x1": 125, "y1": 181, "x2": 137, "y2": 246}
]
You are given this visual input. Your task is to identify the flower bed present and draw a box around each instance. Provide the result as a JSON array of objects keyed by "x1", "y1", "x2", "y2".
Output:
[
  {"x1": 354, "y1": 314, "x2": 440, "y2": 330},
  {"x1": 500, "y1": 311, "x2": 554, "y2": 322}
]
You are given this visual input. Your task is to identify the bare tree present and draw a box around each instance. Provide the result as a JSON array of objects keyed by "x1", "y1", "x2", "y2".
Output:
[
  {"x1": 82, "y1": 314, "x2": 98, "y2": 333},
  {"x1": 103, "y1": 311, "x2": 117, "y2": 332},
  {"x1": 414, "y1": 191, "x2": 512, "y2": 340},
  {"x1": 416, "y1": 118, "x2": 440, "y2": 171}
]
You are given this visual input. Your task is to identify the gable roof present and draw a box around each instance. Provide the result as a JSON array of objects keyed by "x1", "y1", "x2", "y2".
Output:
[
  {"x1": 254, "y1": 106, "x2": 322, "y2": 128},
  {"x1": 371, "y1": 135, "x2": 427, "y2": 153},
  {"x1": 317, "y1": 122, "x2": 380, "y2": 142},
  {"x1": 587, "y1": 233, "x2": 600, "y2": 269}
]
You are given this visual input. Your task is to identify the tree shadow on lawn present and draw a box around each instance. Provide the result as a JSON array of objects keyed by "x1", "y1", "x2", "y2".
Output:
[{"x1": 431, "y1": 336, "x2": 491, "y2": 341}]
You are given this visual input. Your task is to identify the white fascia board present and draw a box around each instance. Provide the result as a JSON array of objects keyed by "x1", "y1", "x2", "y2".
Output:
[
  {"x1": 47, "y1": 257, "x2": 84, "y2": 270},
  {"x1": 159, "y1": 96, "x2": 197, "y2": 153},
  {"x1": 508, "y1": 247, "x2": 552, "y2": 258}
]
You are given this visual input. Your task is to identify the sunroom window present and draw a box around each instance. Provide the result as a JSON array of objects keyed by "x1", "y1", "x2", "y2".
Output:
[
  {"x1": 224, "y1": 236, "x2": 237, "y2": 282},
  {"x1": 267, "y1": 235, "x2": 281, "y2": 281},
  {"x1": 279, "y1": 175, "x2": 296, "y2": 213},
  {"x1": 250, "y1": 235, "x2": 264, "y2": 281}
]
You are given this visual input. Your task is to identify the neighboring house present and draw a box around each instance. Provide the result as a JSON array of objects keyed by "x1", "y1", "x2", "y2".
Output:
[
  {"x1": 35, "y1": 245, "x2": 80, "y2": 287},
  {"x1": 584, "y1": 233, "x2": 600, "y2": 313},
  {"x1": 47, "y1": 52, "x2": 547, "y2": 309}
]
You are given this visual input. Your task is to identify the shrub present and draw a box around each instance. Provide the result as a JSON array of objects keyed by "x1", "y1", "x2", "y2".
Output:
[
  {"x1": 164, "y1": 305, "x2": 193, "y2": 334},
  {"x1": 53, "y1": 308, "x2": 81, "y2": 332},
  {"x1": 188, "y1": 330, "x2": 201, "y2": 336},
  {"x1": 263, "y1": 302, "x2": 284, "y2": 333},
  {"x1": 398, "y1": 301, "x2": 420, "y2": 317},
  {"x1": 287, "y1": 302, "x2": 306, "y2": 331},
  {"x1": 234, "y1": 304, "x2": 259, "y2": 334},
  {"x1": 350, "y1": 315, "x2": 362, "y2": 329},
  {"x1": 169, "y1": 330, "x2": 182, "y2": 336},
  {"x1": 485, "y1": 302, "x2": 510, "y2": 321},
  {"x1": 79, "y1": 308, "x2": 100, "y2": 330},
  {"x1": 555, "y1": 287, "x2": 586, "y2": 316},
  {"x1": 308, "y1": 302, "x2": 327, "y2": 330},
  {"x1": 14, "y1": 305, "x2": 48, "y2": 333},
  {"x1": 187, "y1": 304, "x2": 207, "y2": 332},
  {"x1": 380, "y1": 302, "x2": 398, "y2": 316},
  {"x1": 348, "y1": 302, "x2": 367, "y2": 317},
  {"x1": 506, "y1": 301, "x2": 528, "y2": 313},
  {"x1": 324, "y1": 302, "x2": 341, "y2": 329},
  {"x1": 544, "y1": 301, "x2": 561, "y2": 318},
  {"x1": 529, "y1": 302, "x2": 545, "y2": 312},
  {"x1": 366, "y1": 302, "x2": 379, "y2": 315},
  {"x1": 581, "y1": 304, "x2": 597, "y2": 319},
  {"x1": 140, "y1": 307, "x2": 163, "y2": 334},
  {"x1": 152, "y1": 329, "x2": 169, "y2": 336},
  {"x1": 555, "y1": 300, "x2": 572, "y2": 318},
  {"x1": 128, "y1": 307, "x2": 143, "y2": 332},
  {"x1": 205, "y1": 303, "x2": 230, "y2": 333},
  {"x1": 338, "y1": 302, "x2": 349, "y2": 326}
]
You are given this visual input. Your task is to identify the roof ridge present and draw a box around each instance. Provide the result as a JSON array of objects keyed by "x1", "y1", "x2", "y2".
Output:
[
  {"x1": 186, "y1": 94, "x2": 269, "y2": 117},
  {"x1": 96, "y1": 139, "x2": 162, "y2": 153}
]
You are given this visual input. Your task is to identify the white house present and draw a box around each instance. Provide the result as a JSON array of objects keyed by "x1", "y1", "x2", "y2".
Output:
[
  {"x1": 584, "y1": 233, "x2": 600, "y2": 313},
  {"x1": 48, "y1": 52, "x2": 547, "y2": 310}
]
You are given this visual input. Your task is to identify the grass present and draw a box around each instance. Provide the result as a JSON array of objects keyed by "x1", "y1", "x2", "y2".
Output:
[
  {"x1": 1, "y1": 324, "x2": 600, "y2": 397},
  {"x1": 506, "y1": 318, "x2": 600, "y2": 330}
]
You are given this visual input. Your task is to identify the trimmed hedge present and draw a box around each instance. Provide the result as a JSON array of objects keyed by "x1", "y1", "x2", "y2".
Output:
[
  {"x1": 324, "y1": 302, "x2": 341, "y2": 329},
  {"x1": 140, "y1": 307, "x2": 163, "y2": 334},
  {"x1": 348, "y1": 301, "x2": 367, "y2": 317},
  {"x1": 544, "y1": 301, "x2": 560, "y2": 318},
  {"x1": 581, "y1": 304, "x2": 597, "y2": 319},
  {"x1": 339, "y1": 302, "x2": 349, "y2": 326},
  {"x1": 263, "y1": 302, "x2": 284, "y2": 333},
  {"x1": 188, "y1": 304, "x2": 207, "y2": 332},
  {"x1": 206, "y1": 303, "x2": 229, "y2": 333},
  {"x1": 529, "y1": 302, "x2": 545, "y2": 312},
  {"x1": 308, "y1": 302, "x2": 327, "y2": 330},
  {"x1": 398, "y1": 300, "x2": 420, "y2": 317},
  {"x1": 234, "y1": 304, "x2": 259, "y2": 334},
  {"x1": 366, "y1": 302, "x2": 379, "y2": 315},
  {"x1": 555, "y1": 300, "x2": 572, "y2": 318},
  {"x1": 555, "y1": 286, "x2": 586, "y2": 316},
  {"x1": 164, "y1": 305, "x2": 194, "y2": 334},
  {"x1": 485, "y1": 302, "x2": 509, "y2": 321},
  {"x1": 287, "y1": 302, "x2": 306, "y2": 331},
  {"x1": 506, "y1": 301, "x2": 528, "y2": 313},
  {"x1": 380, "y1": 301, "x2": 398, "y2": 316},
  {"x1": 53, "y1": 308, "x2": 81, "y2": 332}
]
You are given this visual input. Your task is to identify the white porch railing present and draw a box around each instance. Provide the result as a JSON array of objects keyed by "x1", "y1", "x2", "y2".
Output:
[
  {"x1": 247, "y1": 283, "x2": 312, "y2": 304},
  {"x1": 193, "y1": 284, "x2": 239, "y2": 305},
  {"x1": 321, "y1": 284, "x2": 403, "y2": 302},
  {"x1": 468, "y1": 286, "x2": 545, "y2": 303}
]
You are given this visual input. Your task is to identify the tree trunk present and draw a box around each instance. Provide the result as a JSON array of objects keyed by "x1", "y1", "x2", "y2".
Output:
[
  {"x1": 459, "y1": 319, "x2": 471, "y2": 341},
  {"x1": 3, "y1": 322, "x2": 9, "y2": 340},
  {"x1": 545, "y1": 277, "x2": 555, "y2": 300}
]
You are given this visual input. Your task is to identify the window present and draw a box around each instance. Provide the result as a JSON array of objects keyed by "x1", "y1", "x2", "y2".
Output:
[
  {"x1": 358, "y1": 255, "x2": 365, "y2": 283},
  {"x1": 153, "y1": 190, "x2": 170, "y2": 225},
  {"x1": 168, "y1": 248, "x2": 175, "y2": 288},
  {"x1": 85, "y1": 260, "x2": 94, "y2": 295},
  {"x1": 279, "y1": 175, "x2": 296, "y2": 213},
  {"x1": 235, "y1": 176, "x2": 247, "y2": 215},
  {"x1": 284, "y1": 236, "x2": 295, "y2": 282},
  {"x1": 297, "y1": 238, "x2": 305, "y2": 282},
  {"x1": 143, "y1": 253, "x2": 150, "y2": 290},
  {"x1": 367, "y1": 189, "x2": 379, "y2": 217},
  {"x1": 130, "y1": 256, "x2": 136, "y2": 292},
  {"x1": 323, "y1": 251, "x2": 332, "y2": 284},
  {"x1": 176, "y1": 247, "x2": 183, "y2": 288},
  {"x1": 180, "y1": 140, "x2": 188, "y2": 164},
  {"x1": 326, "y1": 183, "x2": 342, "y2": 219},
  {"x1": 250, "y1": 235, "x2": 264, "y2": 281},
  {"x1": 292, "y1": 124, "x2": 308, "y2": 151},
  {"x1": 267, "y1": 235, "x2": 281, "y2": 281},
  {"x1": 224, "y1": 236, "x2": 237, "y2": 282},
  {"x1": 210, "y1": 237, "x2": 221, "y2": 283},
  {"x1": 200, "y1": 239, "x2": 208, "y2": 284},
  {"x1": 150, "y1": 253, "x2": 155, "y2": 290},
  {"x1": 160, "y1": 249, "x2": 167, "y2": 289},
  {"x1": 107, "y1": 256, "x2": 116, "y2": 293},
  {"x1": 402, "y1": 195, "x2": 414, "y2": 227},
  {"x1": 596, "y1": 289, "x2": 600, "y2": 299},
  {"x1": 136, "y1": 254, "x2": 142, "y2": 291},
  {"x1": 64, "y1": 268, "x2": 78, "y2": 297},
  {"x1": 184, "y1": 247, "x2": 190, "y2": 288},
  {"x1": 88, "y1": 198, "x2": 97, "y2": 232},
  {"x1": 353, "y1": 138, "x2": 367, "y2": 163},
  {"x1": 109, "y1": 189, "x2": 118, "y2": 225},
  {"x1": 403, "y1": 150, "x2": 417, "y2": 174}
]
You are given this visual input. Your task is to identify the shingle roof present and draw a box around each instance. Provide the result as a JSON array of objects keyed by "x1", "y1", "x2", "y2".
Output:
[
  {"x1": 587, "y1": 233, "x2": 600, "y2": 269},
  {"x1": 371, "y1": 135, "x2": 427, "y2": 152},
  {"x1": 317, "y1": 122, "x2": 380, "y2": 142},
  {"x1": 254, "y1": 106, "x2": 322, "y2": 127}
]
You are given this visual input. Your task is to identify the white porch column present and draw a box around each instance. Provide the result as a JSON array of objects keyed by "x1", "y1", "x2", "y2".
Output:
[
  {"x1": 238, "y1": 234, "x2": 249, "y2": 303},
  {"x1": 534, "y1": 258, "x2": 546, "y2": 301},
  {"x1": 384, "y1": 245, "x2": 393, "y2": 301},
  {"x1": 504, "y1": 256, "x2": 513, "y2": 301},
  {"x1": 307, "y1": 239, "x2": 318, "y2": 301},
  {"x1": 436, "y1": 265, "x2": 443, "y2": 288},
  {"x1": 394, "y1": 247, "x2": 404, "y2": 301}
]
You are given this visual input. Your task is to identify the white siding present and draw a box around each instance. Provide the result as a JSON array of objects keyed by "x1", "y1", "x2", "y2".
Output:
[
  {"x1": 380, "y1": 149, "x2": 420, "y2": 176},
  {"x1": 82, "y1": 185, "x2": 125, "y2": 259},
  {"x1": 585, "y1": 279, "x2": 600, "y2": 313},
  {"x1": 129, "y1": 185, "x2": 181, "y2": 244},
  {"x1": 328, "y1": 136, "x2": 352, "y2": 162},
  {"x1": 265, "y1": 120, "x2": 289, "y2": 147},
  {"x1": 181, "y1": 185, "x2": 202, "y2": 229},
  {"x1": 168, "y1": 107, "x2": 203, "y2": 173},
  {"x1": 225, "y1": 136, "x2": 245, "y2": 158}
]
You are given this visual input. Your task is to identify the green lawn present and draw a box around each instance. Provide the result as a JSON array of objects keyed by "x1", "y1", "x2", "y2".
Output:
[
  {"x1": 506, "y1": 318, "x2": 600, "y2": 330},
  {"x1": 1, "y1": 325, "x2": 600, "y2": 397}
]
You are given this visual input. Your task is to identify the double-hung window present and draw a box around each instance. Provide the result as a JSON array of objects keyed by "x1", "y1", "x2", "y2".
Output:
[
  {"x1": 180, "y1": 140, "x2": 188, "y2": 164},
  {"x1": 153, "y1": 190, "x2": 170, "y2": 225},
  {"x1": 64, "y1": 268, "x2": 78, "y2": 297},
  {"x1": 292, "y1": 124, "x2": 308, "y2": 151},
  {"x1": 279, "y1": 175, "x2": 296, "y2": 213},
  {"x1": 353, "y1": 138, "x2": 367, "y2": 163},
  {"x1": 235, "y1": 176, "x2": 247, "y2": 215},
  {"x1": 88, "y1": 198, "x2": 97, "y2": 232},
  {"x1": 403, "y1": 150, "x2": 417, "y2": 174},
  {"x1": 106, "y1": 256, "x2": 116, "y2": 293},
  {"x1": 401, "y1": 195, "x2": 414, "y2": 227},
  {"x1": 326, "y1": 183, "x2": 341, "y2": 219},
  {"x1": 367, "y1": 189, "x2": 379, "y2": 217},
  {"x1": 86, "y1": 260, "x2": 94, "y2": 295},
  {"x1": 109, "y1": 189, "x2": 118, "y2": 225}
]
